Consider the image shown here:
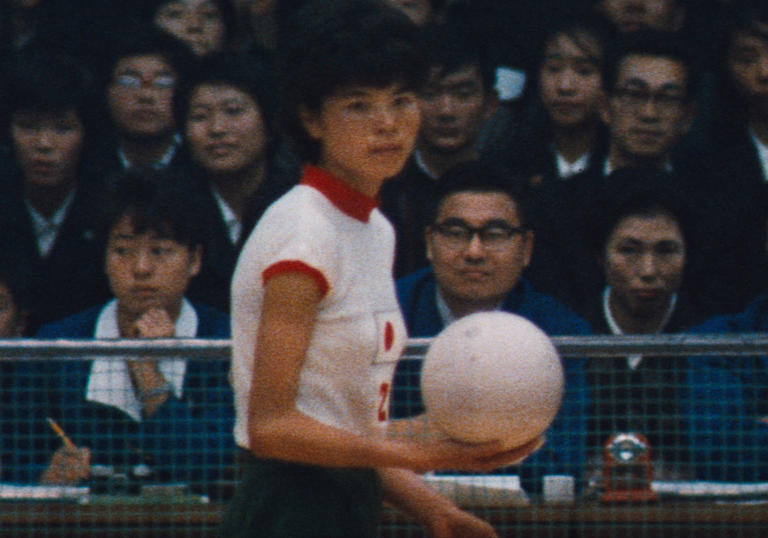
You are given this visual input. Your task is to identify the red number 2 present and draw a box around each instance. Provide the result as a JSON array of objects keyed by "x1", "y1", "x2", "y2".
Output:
[{"x1": 378, "y1": 382, "x2": 390, "y2": 422}]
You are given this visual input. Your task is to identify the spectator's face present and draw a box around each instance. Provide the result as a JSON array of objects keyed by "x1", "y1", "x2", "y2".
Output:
[
  {"x1": 419, "y1": 65, "x2": 497, "y2": 156},
  {"x1": 11, "y1": 109, "x2": 84, "y2": 190},
  {"x1": 154, "y1": 0, "x2": 226, "y2": 56},
  {"x1": 0, "y1": 282, "x2": 24, "y2": 337},
  {"x1": 106, "y1": 216, "x2": 201, "y2": 320},
  {"x1": 383, "y1": 0, "x2": 432, "y2": 26},
  {"x1": 107, "y1": 54, "x2": 177, "y2": 139},
  {"x1": 539, "y1": 31, "x2": 604, "y2": 130},
  {"x1": 300, "y1": 83, "x2": 420, "y2": 194},
  {"x1": 602, "y1": 54, "x2": 694, "y2": 166},
  {"x1": 598, "y1": 0, "x2": 683, "y2": 33},
  {"x1": 427, "y1": 191, "x2": 533, "y2": 313},
  {"x1": 727, "y1": 25, "x2": 768, "y2": 118},
  {"x1": 186, "y1": 83, "x2": 269, "y2": 177},
  {"x1": 603, "y1": 212, "x2": 685, "y2": 319}
]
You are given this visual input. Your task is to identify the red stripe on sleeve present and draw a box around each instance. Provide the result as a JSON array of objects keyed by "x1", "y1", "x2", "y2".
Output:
[{"x1": 262, "y1": 260, "x2": 330, "y2": 298}]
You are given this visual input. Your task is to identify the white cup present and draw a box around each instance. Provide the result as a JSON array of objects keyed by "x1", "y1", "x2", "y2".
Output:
[{"x1": 543, "y1": 475, "x2": 575, "y2": 505}]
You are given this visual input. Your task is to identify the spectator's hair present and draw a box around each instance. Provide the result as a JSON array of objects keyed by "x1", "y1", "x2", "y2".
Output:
[
  {"x1": 429, "y1": 160, "x2": 531, "y2": 228},
  {"x1": 592, "y1": 168, "x2": 694, "y2": 258},
  {"x1": 713, "y1": 2, "x2": 768, "y2": 126},
  {"x1": 100, "y1": 168, "x2": 206, "y2": 249},
  {"x1": 174, "y1": 52, "x2": 278, "y2": 155},
  {"x1": 420, "y1": 20, "x2": 496, "y2": 93},
  {"x1": 530, "y1": 10, "x2": 616, "y2": 92},
  {"x1": 135, "y1": 0, "x2": 238, "y2": 49},
  {"x1": 517, "y1": 9, "x2": 616, "y2": 136},
  {"x1": 721, "y1": 1, "x2": 768, "y2": 46},
  {"x1": 0, "y1": 46, "x2": 97, "y2": 137},
  {"x1": 277, "y1": 0, "x2": 427, "y2": 162},
  {"x1": 102, "y1": 23, "x2": 194, "y2": 84},
  {"x1": 603, "y1": 30, "x2": 700, "y2": 102}
]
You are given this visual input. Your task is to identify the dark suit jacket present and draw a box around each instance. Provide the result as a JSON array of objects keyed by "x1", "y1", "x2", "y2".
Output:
[
  {"x1": 32, "y1": 302, "x2": 234, "y2": 490},
  {"x1": 693, "y1": 124, "x2": 768, "y2": 311},
  {"x1": 183, "y1": 162, "x2": 297, "y2": 312},
  {"x1": 581, "y1": 291, "x2": 708, "y2": 465},
  {"x1": 0, "y1": 171, "x2": 110, "y2": 333}
]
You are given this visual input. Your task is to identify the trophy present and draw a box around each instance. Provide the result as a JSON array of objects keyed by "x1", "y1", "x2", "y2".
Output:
[{"x1": 600, "y1": 432, "x2": 658, "y2": 503}]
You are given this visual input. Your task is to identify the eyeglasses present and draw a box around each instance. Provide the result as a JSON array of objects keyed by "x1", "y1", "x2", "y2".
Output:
[
  {"x1": 431, "y1": 222, "x2": 526, "y2": 251},
  {"x1": 114, "y1": 74, "x2": 176, "y2": 91},
  {"x1": 612, "y1": 87, "x2": 686, "y2": 112}
]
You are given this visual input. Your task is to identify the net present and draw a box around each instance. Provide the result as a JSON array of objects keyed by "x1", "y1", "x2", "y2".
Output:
[{"x1": 0, "y1": 335, "x2": 766, "y2": 537}]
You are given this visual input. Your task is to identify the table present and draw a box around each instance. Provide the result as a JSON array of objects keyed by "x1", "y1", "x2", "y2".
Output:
[{"x1": 2, "y1": 500, "x2": 767, "y2": 537}]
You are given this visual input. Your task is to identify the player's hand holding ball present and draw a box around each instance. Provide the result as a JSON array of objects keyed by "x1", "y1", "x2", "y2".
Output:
[{"x1": 420, "y1": 312, "x2": 564, "y2": 471}]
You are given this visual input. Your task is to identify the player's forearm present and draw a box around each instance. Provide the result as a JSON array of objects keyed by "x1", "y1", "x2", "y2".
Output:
[
  {"x1": 378, "y1": 467, "x2": 461, "y2": 528},
  {"x1": 247, "y1": 409, "x2": 426, "y2": 470}
]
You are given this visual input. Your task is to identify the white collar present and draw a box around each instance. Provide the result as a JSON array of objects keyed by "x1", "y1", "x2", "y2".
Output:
[
  {"x1": 602, "y1": 286, "x2": 676, "y2": 370},
  {"x1": 749, "y1": 128, "x2": 768, "y2": 182},
  {"x1": 86, "y1": 298, "x2": 197, "y2": 421},
  {"x1": 412, "y1": 150, "x2": 440, "y2": 180},
  {"x1": 117, "y1": 133, "x2": 181, "y2": 170},
  {"x1": 211, "y1": 185, "x2": 241, "y2": 245},
  {"x1": 25, "y1": 189, "x2": 76, "y2": 258},
  {"x1": 93, "y1": 297, "x2": 198, "y2": 338},
  {"x1": 555, "y1": 150, "x2": 590, "y2": 178},
  {"x1": 436, "y1": 287, "x2": 458, "y2": 326}
]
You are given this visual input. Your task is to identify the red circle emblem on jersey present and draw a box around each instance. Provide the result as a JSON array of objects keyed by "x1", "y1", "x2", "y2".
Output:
[{"x1": 384, "y1": 322, "x2": 394, "y2": 351}]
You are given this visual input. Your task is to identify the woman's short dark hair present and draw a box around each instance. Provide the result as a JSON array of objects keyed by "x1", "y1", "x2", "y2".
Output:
[
  {"x1": 100, "y1": 168, "x2": 207, "y2": 249},
  {"x1": 592, "y1": 168, "x2": 693, "y2": 258},
  {"x1": 0, "y1": 46, "x2": 97, "y2": 139},
  {"x1": 276, "y1": 0, "x2": 427, "y2": 162}
]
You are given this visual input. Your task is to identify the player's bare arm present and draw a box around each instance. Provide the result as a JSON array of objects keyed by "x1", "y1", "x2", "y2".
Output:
[
  {"x1": 378, "y1": 467, "x2": 499, "y2": 538},
  {"x1": 246, "y1": 272, "x2": 540, "y2": 472}
]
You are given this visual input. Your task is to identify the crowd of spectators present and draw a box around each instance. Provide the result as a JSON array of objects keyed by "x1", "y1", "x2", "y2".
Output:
[{"x1": 0, "y1": 0, "x2": 766, "y2": 497}]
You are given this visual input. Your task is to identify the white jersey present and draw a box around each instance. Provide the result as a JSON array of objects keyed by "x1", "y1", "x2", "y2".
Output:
[{"x1": 230, "y1": 166, "x2": 407, "y2": 450}]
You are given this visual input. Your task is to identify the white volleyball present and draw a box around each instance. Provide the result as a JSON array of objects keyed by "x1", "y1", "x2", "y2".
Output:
[{"x1": 421, "y1": 311, "x2": 564, "y2": 448}]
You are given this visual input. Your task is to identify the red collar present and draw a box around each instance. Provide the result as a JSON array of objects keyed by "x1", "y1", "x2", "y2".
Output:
[{"x1": 300, "y1": 165, "x2": 378, "y2": 222}]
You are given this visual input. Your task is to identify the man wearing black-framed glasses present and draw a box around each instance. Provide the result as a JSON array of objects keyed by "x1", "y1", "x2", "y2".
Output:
[
  {"x1": 391, "y1": 159, "x2": 592, "y2": 494},
  {"x1": 525, "y1": 31, "x2": 709, "y2": 313},
  {"x1": 395, "y1": 159, "x2": 590, "y2": 336},
  {"x1": 600, "y1": 33, "x2": 697, "y2": 172}
]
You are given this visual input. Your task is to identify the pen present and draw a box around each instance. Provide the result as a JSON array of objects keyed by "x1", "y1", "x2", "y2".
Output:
[{"x1": 46, "y1": 417, "x2": 76, "y2": 450}]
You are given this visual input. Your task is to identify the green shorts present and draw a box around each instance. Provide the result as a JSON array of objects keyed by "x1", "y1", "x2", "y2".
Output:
[{"x1": 220, "y1": 451, "x2": 383, "y2": 538}]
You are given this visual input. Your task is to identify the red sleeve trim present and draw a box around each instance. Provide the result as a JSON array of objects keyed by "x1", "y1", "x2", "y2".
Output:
[{"x1": 262, "y1": 260, "x2": 330, "y2": 298}]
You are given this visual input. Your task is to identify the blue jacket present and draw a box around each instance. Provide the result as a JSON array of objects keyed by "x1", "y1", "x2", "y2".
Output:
[
  {"x1": 23, "y1": 302, "x2": 234, "y2": 489},
  {"x1": 394, "y1": 268, "x2": 592, "y2": 492},
  {"x1": 684, "y1": 295, "x2": 768, "y2": 481}
]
